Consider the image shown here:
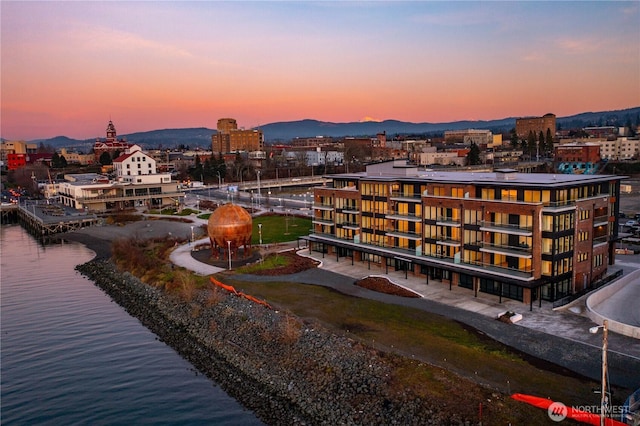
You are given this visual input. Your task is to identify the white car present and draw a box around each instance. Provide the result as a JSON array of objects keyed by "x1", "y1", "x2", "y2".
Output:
[{"x1": 624, "y1": 220, "x2": 638, "y2": 227}]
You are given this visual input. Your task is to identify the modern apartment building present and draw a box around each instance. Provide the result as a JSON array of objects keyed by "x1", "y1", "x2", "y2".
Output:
[
  {"x1": 310, "y1": 160, "x2": 623, "y2": 307},
  {"x1": 212, "y1": 118, "x2": 264, "y2": 153}
]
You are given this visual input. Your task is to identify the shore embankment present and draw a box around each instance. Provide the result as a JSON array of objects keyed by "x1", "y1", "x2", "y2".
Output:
[{"x1": 76, "y1": 259, "x2": 461, "y2": 425}]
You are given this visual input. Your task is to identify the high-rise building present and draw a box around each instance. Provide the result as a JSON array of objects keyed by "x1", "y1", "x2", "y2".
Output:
[
  {"x1": 211, "y1": 118, "x2": 263, "y2": 153},
  {"x1": 309, "y1": 160, "x2": 622, "y2": 306}
]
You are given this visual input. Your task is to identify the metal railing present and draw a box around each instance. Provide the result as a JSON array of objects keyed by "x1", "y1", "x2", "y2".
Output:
[
  {"x1": 479, "y1": 220, "x2": 533, "y2": 232},
  {"x1": 479, "y1": 241, "x2": 532, "y2": 254}
]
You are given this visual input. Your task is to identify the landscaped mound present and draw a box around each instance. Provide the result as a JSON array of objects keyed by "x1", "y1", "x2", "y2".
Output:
[
  {"x1": 239, "y1": 250, "x2": 319, "y2": 275},
  {"x1": 355, "y1": 276, "x2": 421, "y2": 298}
]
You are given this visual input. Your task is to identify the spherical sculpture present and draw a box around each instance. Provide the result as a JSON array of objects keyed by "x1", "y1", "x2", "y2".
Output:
[{"x1": 207, "y1": 203, "x2": 253, "y2": 260}]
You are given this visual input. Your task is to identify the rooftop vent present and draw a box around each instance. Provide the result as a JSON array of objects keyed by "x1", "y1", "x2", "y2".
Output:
[{"x1": 495, "y1": 169, "x2": 518, "y2": 180}]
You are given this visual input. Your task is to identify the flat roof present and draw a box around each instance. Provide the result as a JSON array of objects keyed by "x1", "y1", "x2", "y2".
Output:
[{"x1": 329, "y1": 171, "x2": 626, "y2": 187}]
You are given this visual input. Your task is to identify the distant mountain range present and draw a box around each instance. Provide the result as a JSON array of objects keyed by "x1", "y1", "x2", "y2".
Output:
[{"x1": 18, "y1": 106, "x2": 640, "y2": 150}]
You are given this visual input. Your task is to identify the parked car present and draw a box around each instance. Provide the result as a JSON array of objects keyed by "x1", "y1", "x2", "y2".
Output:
[{"x1": 624, "y1": 220, "x2": 638, "y2": 227}]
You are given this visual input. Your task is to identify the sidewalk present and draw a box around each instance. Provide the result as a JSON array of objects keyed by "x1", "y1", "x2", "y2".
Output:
[{"x1": 300, "y1": 247, "x2": 640, "y2": 353}]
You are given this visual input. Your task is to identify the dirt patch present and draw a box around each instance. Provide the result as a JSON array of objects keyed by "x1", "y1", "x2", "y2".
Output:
[{"x1": 355, "y1": 276, "x2": 421, "y2": 298}]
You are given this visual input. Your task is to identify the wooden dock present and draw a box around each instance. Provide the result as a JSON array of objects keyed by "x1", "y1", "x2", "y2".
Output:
[
  {"x1": 14, "y1": 201, "x2": 100, "y2": 237},
  {"x1": 1, "y1": 203, "x2": 19, "y2": 224}
]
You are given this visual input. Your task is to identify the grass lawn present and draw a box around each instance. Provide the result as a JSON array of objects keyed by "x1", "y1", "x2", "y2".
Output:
[
  {"x1": 222, "y1": 276, "x2": 615, "y2": 412},
  {"x1": 251, "y1": 215, "x2": 312, "y2": 244}
]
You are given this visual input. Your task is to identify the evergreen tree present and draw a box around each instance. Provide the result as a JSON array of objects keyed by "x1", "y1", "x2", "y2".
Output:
[
  {"x1": 190, "y1": 155, "x2": 203, "y2": 181},
  {"x1": 467, "y1": 142, "x2": 481, "y2": 166},
  {"x1": 545, "y1": 129, "x2": 554, "y2": 157},
  {"x1": 527, "y1": 131, "x2": 537, "y2": 159},
  {"x1": 537, "y1": 131, "x2": 545, "y2": 160},
  {"x1": 99, "y1": 151, "x2": 112, "y2": 165},
  {"x1": 51, "y1": 152, "x2": 61, "y2": 168},
  {"x1": 509, "y1": 129, "x2": 519, "y2": 148}
]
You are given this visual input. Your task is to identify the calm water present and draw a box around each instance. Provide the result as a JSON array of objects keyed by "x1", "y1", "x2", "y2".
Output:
[{"x1": 1, "y1": 225, "x2": 263, "y2": 425}]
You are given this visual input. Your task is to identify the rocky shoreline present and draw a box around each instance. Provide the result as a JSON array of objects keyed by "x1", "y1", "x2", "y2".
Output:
[{"x1": 76, "y1": 259, "x2": 461, "y2": 425}]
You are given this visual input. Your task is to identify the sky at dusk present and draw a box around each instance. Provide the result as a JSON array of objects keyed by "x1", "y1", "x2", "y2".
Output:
[{"x1": 1, "y1": 1, "x2": 639, "y2": 140}]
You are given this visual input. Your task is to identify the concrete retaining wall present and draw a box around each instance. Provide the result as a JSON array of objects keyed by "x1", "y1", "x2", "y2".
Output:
[{"x1": 586, "y1": 269, "x2": 640, "y2": 339}]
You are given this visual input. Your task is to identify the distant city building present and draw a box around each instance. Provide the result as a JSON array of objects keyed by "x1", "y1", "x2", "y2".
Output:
[
  {"x1": 93, "y1": 120, "x2": 134, "y2": 163},
  {"x1": 554, "y1": 143, "x2": 603, "y2": 175},
  {"x1": 309, "y1": 160, "x2": 623, "y2": 305},
  {"x1": 583, "y1": 126, "x2": 617, "y2": 139},
  {"x1": 53, "y1": 127, "x2": 182, "y2": 211},
  {"x1": 211, "y1": 118, "x2": 264, "y2": 153},
  {"x1": 290, "y1": 136, "x2": 333, "y2": 148},
  {"x1": 555, "y1": 143, "x2": 601, "y2": 164},
  {"x1": 444, "y1": 129, "x2": 493, "y2": 146},
  {"x1": 1, "y1": 140, "x2": 38, "y2": 170},
  {"x1": 559, "y1": 138, "x2": 640, "y2": 161},
  {"x1": 415, "y1": 147, "x2": 467, "y2": 166},
  {"x1": 59, "y1": 148, "x2": 94, "y2": 165},
  {"x1": 515, "y1": 113, "x2": 556, "y2": 139},
  {"x1": 305, "y1": 149, "x2": 344, "y2": 166}
]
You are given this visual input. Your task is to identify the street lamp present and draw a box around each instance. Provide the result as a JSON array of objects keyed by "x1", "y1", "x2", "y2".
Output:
[
  {"x1": 258, "y1": 223, "x2": 262, "y2": 245},
  {"x1": 217, "y1": 171, "x2": 221, "y2": 189},
  {"x1": 227, "y1": 240, "x2": 232, "y2": 270},
  {"x1": 589, "y1": 320, "x2": 608, "y2": 426},
  {"x1": 257, "y1": 170, "x2": 261, "y2": 208}
]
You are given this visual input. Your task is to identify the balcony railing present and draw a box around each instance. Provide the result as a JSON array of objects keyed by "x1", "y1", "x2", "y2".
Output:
[
  {"x1": 339, "y1": 221, "x2": 360, "y2": 229},
  {"x1": 435, "y1": 236, "x2": 461, "y2": 246},
  {"x1": 479, "y1": 220, "x2": 533, "y2": 234},
  {"x1": 313, "y1": 203, "x2": 334, "y2": 211},
  {"x1": 593, "y1": 235, "x2": 608, "y2": 244},
  {"x1": 386, "y1": 211, "x2": 422, "y2": 222},
  {"x1": 385, "y1": 229, "x2": 422, "y2": 240},
  {"x1": 390, "y1": 191, "x2": 422, "y2": 201},
  {"x1": 462, "y1": 259, "x2": 534, "y2": 278},
  {"x1": 592, "y1": 215, "x2": 609, "y2": 226},
  {"x1": 312, "y1": 218, "x2": 334, "y2": 225},
  {"x1": 479, "y1": 242, "x2": 532, "y2": 257}
]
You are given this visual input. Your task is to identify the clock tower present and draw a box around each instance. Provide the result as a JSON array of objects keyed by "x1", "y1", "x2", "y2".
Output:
[{"x1": 106, "y1": 120, "x2": 117, "y2": 142}]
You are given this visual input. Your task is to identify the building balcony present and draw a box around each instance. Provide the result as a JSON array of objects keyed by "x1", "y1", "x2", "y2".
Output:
[
  {"x1": 313, "y1": 203, "x2": 334, "y2": 211},
  {"x1": 479, "y1": 242, "x2": 533, "y2": 259},
  {"x1": 339, "y1": 221, "x2": 360, "y2": 230},
  {"x1": 307, "y1": 233, "x2": 536, "y2": 281},
  {"x1": 479, "y1": 221, "x2": 533, "y2": 236},
  {"x1": 435, "y1": 236, "x2": 461, "y2": 246},
  {"x1": 460, "y1": 259, "x2": 534, "y2": 279},
  {"x1": 312, "y1": 218, "x2": 334, "y2": 226},
  {"x1": 338, "y1": 207, "x2": 360, "y2": 214},
  {"x1": 385, "y1": 229, "x2": 422, "y2": 241},
  {"x1": 390, "y1": 192, "x2": 422, "y2": 202},
  {"x1": 593, "y1": 235, "x2": 608, "y2": 245},
  {"x1": 435, "y1": 216, "x2": 461, "y2": 227},
  {"x1": 593, "y1": 215, "x2": 609, "y2": 227},
  {"x1": 385, "y1": 211, "x2": 422, "y2": 222}
]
